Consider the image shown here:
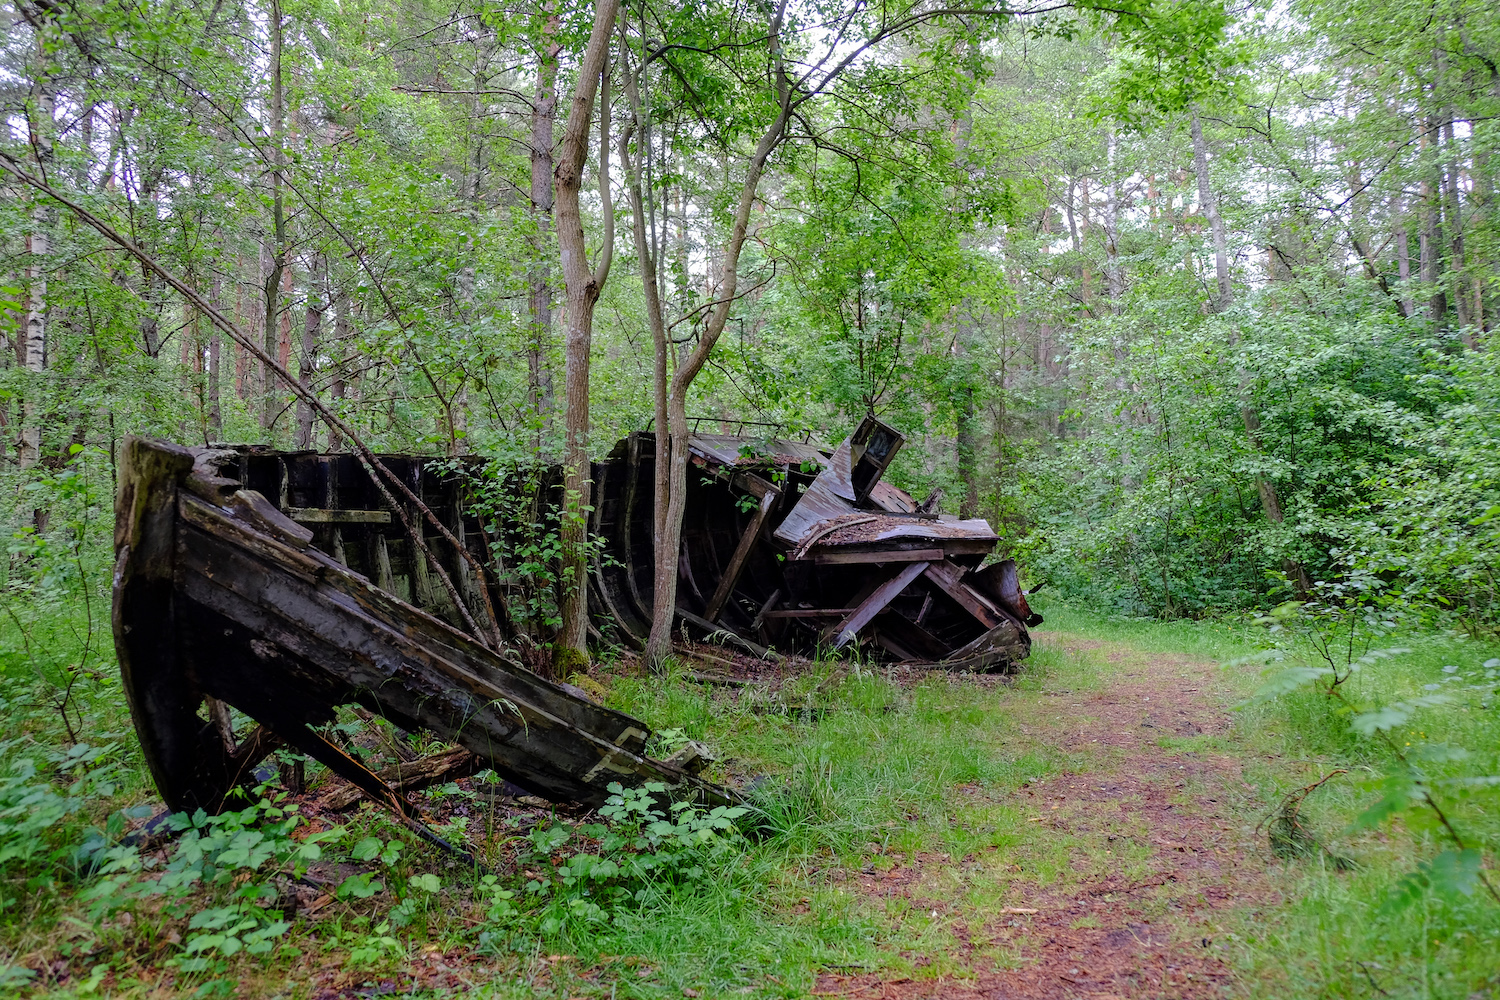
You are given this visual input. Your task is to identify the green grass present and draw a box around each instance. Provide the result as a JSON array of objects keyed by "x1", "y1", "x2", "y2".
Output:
[
  {"x1": 1036, "y1": 600, "x2": 1500, "y2": 1000},
  {"x1": 6, "y1": 586, "x2": 1500, "y2": 997}
]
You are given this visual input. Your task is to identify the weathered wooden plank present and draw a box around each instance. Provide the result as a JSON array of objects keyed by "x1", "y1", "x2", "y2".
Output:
[
  {"x1": 704, "y1": 491, "x2": 777, "y2": 622},
  {"x1": 176, "y1": 532, "x2": 711, "y2": 805},
  {"x1": 830, "y1": 561, "x2": 929, "y2": 650},
  {"x1": 923, "y1": 559, "x2": 1003, "y2": 629},
  {"x1": 805, "y1": 546, "x2": 944, "y2": 566},
  {"x1": 114, "y1": 437, "x2": 249, "y2": 814},
  {"x1": 942, "y1": 619, "x2": 1026, "y2": 666},
  {"x1": 285, "y1": 507, "x2": 393, "y2": 524},
  {"x1": 870, "y1": 613, "x2": 951, "y2": 662},
  {"x1": 170, "y1": 495, "x2": 729, "y2": 805},
  {"x1": 762, "y1": 608, "x2": 855, "y2": 618},
  {"x1": 227, "y1": 489, "x2": 314, "y2": 548},
  {"x1": 749, "y1": 588, "x2": 782, "y2": 633},
  {"x1": 675, "y1": 607, "x2": 771, "y2": 659},
  {"x1": 178, "y1": 497, "x2": 647, "y2": 746},
  {"x1": 729, "y1": 471, "x2": 780, "y2": 499}
]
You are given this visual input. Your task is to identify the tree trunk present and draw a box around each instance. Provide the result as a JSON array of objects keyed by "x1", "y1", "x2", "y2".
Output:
[
  {"x1": 1397, "y1": 208, "x2": 1414, "y2": 319},
  {"x1": 1442, "y1": 114, "x2": 1473, "y2": 344},
  {"x1": 551, "y1": 0, "x2": 619, "y2": 672},
  {"x1": 1190, "y1": 111, "x2": 1231, "y2": 311},
  {"x1": 956, "y1": 384, "x2": 979, "y2": 519},
  {"x1": 327, "y1": 287, "x2": 349, "y2": 450},
  {"x1": 235, "y1": 256, "x2": 252, "y2": 400},
  {"x1": 20, "y1": 19, "x2": 53, "y2": 470},
  {"x1": 208, "y1": 267, "x2": 222, "y2": 440},
  {"x1": 261, "y1": 0, "x2": 287, "y2": 434},
  {"x1": 645, "y1": 2, "x2": 793, "y2": 667},
  {"x1": 618, "y1": 32, "x2": 673, "y2": 667},
  {"x1": 528, "y1": 1, "x2": 561, "y2": 448},
  {"x1": 1420, "y1": 115, "x2": 1446, "y2": 324},
  {"x1": 1104, "y1": 125, "x2": 1123, "y2": 313},
  {"x1": 295, "y1": 259, "x2": 322, "y2": 449}
]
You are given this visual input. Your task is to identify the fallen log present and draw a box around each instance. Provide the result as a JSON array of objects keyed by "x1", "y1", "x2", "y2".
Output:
[{"x1": 320, "y1": 747, "x2": 482, "y2": 810}]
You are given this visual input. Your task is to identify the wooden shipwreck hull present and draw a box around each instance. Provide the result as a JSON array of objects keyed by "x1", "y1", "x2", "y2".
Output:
[
  {"x1": 593, "y1": 416, "x2": 1041, "y2": 672},
  {"x1": 113, "y1": 437, "x2": 732, "y2": 819}
]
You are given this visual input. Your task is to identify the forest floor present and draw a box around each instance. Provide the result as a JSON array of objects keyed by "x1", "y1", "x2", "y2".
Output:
[
  {"x1": 800, "y1": 630, "x2": 1277, "y2": 1000},
  {"x1": 16, "y1": 611, "x2": 1499, "y2": 999}
]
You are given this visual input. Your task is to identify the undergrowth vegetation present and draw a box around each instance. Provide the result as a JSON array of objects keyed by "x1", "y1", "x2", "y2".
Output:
[
  {"x1": 1, "y1": 453, "x2": 1495, "y2": 998},
  {"x1": 1225, "y1": 603, "x2": 1500, "y2": 999},
  {"x1": 0, "y1": 555, "x2": 1081, "y2": 996}
]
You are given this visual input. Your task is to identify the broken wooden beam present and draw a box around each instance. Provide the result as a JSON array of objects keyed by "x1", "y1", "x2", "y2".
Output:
[
  {"x1": 322, "y1": 746, "x2": 482, "y2": 810},
  {"x1": 704, "y1": 490, "x2": 778, "y2": 622},
  {"x1": 830, "y1": 561, "x2": 929, "y2": 650},
  {"x1": 285, "y1": 507, "x2": 393, "y2": 524},
  {"x1": 922, "y1": 559, "x2": 1005, "y2": 629},
  {"x1": 802, "y1": 546, "x2": 944, "y2": 566}
]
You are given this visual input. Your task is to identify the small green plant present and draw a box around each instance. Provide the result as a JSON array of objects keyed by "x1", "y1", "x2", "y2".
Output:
[
  {"x1": 78, "y1": 793, "x2": 346, "y2": 974},
  {"x1": 488, "y1": 782, "x2": 750, "y2": 939},
  {"x1": 1243, "y1": 591, "x2": 1500, "y2": 911}
]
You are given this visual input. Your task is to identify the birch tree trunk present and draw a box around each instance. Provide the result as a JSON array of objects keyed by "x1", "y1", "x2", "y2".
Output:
[
  {"x1": 1441, "y1": 114, "x2": 1472, "y2": 344},
  {"x1": 20, "y1": 14, "x2": 54, "y2": 469},
  {"x1": 1190, "y1": 112, "x2": 1230, "y2": 311}
]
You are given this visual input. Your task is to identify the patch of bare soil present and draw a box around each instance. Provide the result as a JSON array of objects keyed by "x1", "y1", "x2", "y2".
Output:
[{"x1": 813, "y1": 633, "x2": 1276, "y2": 1000}]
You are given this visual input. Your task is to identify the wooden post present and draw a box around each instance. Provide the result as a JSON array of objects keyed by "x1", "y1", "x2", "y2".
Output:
[{"x1": 703, "y1": 491, "x2": 776, "y2": 622}]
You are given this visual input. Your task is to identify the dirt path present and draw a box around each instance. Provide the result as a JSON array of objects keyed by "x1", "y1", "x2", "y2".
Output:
[{"x1": 814, "y1": 632, "x2": 1278, "y2": 1000}]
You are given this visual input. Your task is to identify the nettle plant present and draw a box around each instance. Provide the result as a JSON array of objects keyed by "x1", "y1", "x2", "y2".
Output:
[
  {"x1": 1241, "y1": 578, "x2": 1500, "y2": 910},
  {"x1": 478, "y1": 781, "x2": 749, "y2": 947}
]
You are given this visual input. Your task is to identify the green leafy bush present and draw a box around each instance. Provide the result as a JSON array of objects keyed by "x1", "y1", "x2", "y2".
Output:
[{"x1": 479, "y1": 781, "x2": 749, "y2": 946}]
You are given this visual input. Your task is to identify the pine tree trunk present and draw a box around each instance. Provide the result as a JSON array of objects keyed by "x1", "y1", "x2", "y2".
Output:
[
  {"x1": 327, "y1": 288, "x2": 349, "y2": 451},
  {"x1": 208, "y1": 268, "x2": 222, "y2": 440},
  {"x1": 295, "y1": 259, "x2": 322, "y2": 449}
]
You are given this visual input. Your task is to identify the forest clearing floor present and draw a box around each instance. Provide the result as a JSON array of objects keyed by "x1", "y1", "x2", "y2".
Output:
[
  {"x1": 800, "y1": 631, "x2": 1278, "y2": 1000},
  {"x1": 8, "y1": 621, "x2": 1336, "y2": 1000}
]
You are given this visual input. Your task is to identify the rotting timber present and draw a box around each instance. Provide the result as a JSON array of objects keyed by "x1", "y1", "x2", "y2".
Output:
[
  {"x1": 112, "y1": 436, "x2": 735, "y2": 831},
  {"x1": 113, "y1": 418, "x2": 1037, "y2": 825},
  {"x1": 595, "y1": 416, "x2": 1041, "y2": 671}
]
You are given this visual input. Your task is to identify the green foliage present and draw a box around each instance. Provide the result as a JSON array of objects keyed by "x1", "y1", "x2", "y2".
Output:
[
  {"x1": 475, "y1": 781, "x2": 749, "y2": 944},
  {"x1": 1243, "y1": 595, "x2": 1500, "y2": 916}
]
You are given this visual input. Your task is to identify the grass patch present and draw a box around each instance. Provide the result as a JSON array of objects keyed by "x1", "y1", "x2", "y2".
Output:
[{"x1": 1034, "y1": 601, "x2": 1500, "y2": 1000}]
